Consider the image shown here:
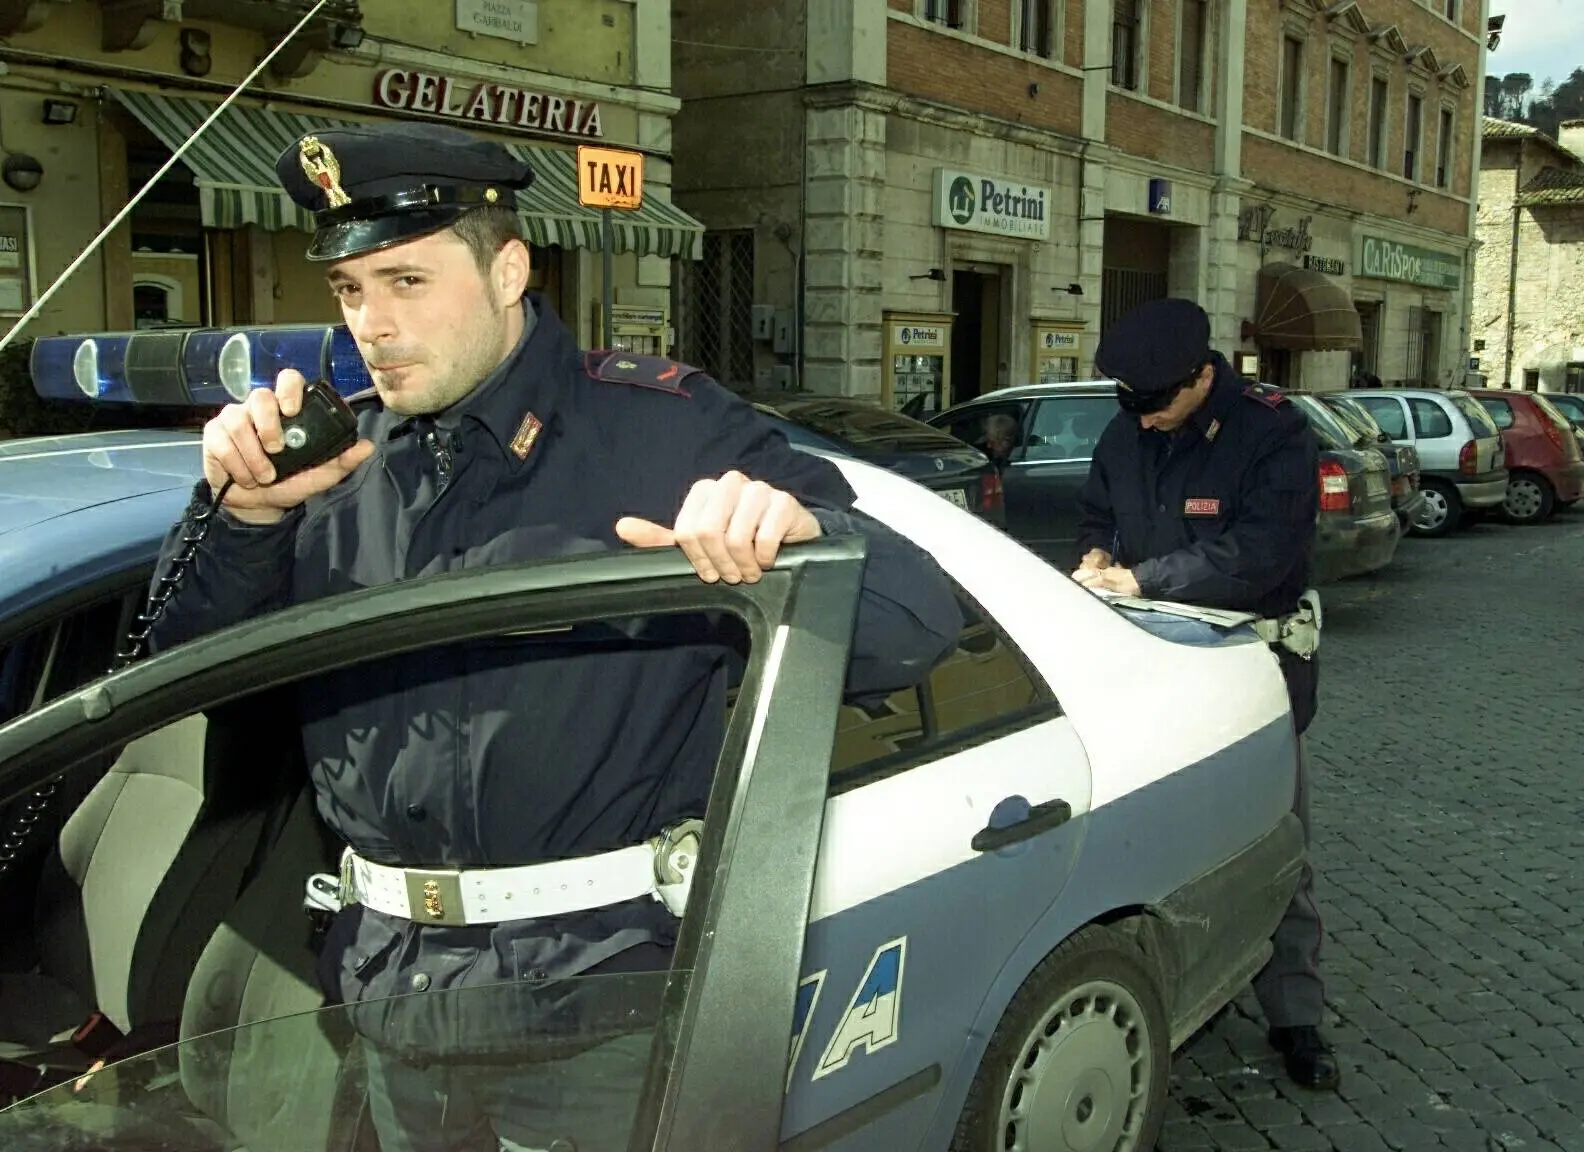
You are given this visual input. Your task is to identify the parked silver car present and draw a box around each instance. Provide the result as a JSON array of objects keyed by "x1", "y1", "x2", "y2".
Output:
[{"x1": 1348, "y1": 389, "x2": 1508, "y2": 538}]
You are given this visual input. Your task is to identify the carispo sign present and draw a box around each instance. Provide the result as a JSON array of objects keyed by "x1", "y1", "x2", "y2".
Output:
[{"x1": 373, "y1": 68, "x2": 604, "y2": 139}]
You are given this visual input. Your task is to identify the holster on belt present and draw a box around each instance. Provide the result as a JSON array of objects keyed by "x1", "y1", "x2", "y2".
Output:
[{"x1": 1252, "y1": 588, "x2": 1323, "y2": 660}]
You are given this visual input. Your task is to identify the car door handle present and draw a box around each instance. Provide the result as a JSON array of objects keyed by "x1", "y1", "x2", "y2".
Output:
[{"x1": 971, "y1": 799, "x2": 1073, "y2": 852}]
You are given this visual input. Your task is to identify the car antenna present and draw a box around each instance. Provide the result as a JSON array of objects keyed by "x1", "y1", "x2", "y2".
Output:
[{"x1": 0, "y1": 0, "x2": 336, "y2": 355}]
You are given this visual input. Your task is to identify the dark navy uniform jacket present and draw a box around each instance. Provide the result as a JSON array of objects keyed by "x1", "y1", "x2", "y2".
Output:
[
  {"x1": 147, "y1": 293, "x2": 962, "y2": 1057},
  {"x1": 1075, "y1": 353, "x2": 1320, "y2": 733},
  {"x1": 1076, "y1": 354, "x2": 1319, "y2": 620}
]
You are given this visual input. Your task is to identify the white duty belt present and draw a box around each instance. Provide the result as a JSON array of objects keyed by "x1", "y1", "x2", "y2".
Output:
[{"x1": 303, "y1": 820, "x2": 703, "y2": 927}]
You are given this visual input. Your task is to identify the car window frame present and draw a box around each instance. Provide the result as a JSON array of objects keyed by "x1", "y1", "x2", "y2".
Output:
[
  {"x1": 1408, "y1": 397, "x2": 1455, "y2": 439},
  {"x1": 1018, "y1": 394, "x2": 1117, "y2": 464},
  {"x1": 1354, "y1": 395, "x2": 1409, "y2": 440},
  {"x1": 0, "y1": 542, "x2": 870, "y2": 1152},
  {"x1": 1477, "y1": 397, "x2": 1515, "y2": 429},
  {"x1": 827, "y1": 580, "x2": 1063, "y2": 796}
]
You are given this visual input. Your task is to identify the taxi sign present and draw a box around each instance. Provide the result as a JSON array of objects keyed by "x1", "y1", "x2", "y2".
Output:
[{"x1": 577, "y1": 145, "x2": 644, "y2": 211}]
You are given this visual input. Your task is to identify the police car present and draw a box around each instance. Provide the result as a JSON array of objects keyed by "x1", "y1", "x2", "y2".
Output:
[{"x1": 0, "y1": 325, "x2": 1305, "y2": 1152}]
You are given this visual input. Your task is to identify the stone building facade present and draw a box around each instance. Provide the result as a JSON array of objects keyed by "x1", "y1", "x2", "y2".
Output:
[
  {"x1": 1471, "y1": 117, "x2": 1584, "y2": 393},
  {"x1": 0, "y1": 0, "x2": 702, "y2": 350},
  {"x1": 672, "y1": 0, "x2": 1490, "y2": 407}
]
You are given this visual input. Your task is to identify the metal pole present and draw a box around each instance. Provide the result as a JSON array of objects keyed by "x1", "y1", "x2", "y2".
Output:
[
  {"x1": 601, "y1": 208, "x2": 613, "y2": 349},
  {"x1": 0, "y1": 0, "x2": 332, "y2": 353}
]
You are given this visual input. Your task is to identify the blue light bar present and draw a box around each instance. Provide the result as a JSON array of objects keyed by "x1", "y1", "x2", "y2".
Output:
[
  {"x1": 327, "y1": 326, "x2": 373, "y2": 397},
  {"x1": 29, "y1": 324, "x2": 376, "y2": 411},
  {"x1": 29, "y1": 334, "x2": 135, "y2": 404}
]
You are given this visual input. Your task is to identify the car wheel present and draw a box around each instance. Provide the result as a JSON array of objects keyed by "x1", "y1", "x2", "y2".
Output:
[
  {"x1": 1410, "y1": 480, "x2": 1461, "y2": 538},
  {"x1": 1502, "y1": 471, "x2": 1555, "y2": 524},
  {"x1": 950, "y1": 925, "x2": 1169, "y2": 1152}
]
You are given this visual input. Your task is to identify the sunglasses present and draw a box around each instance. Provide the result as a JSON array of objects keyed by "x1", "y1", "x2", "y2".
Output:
[{"x1": 1114, "y1": 374, "x2": 1196, "y2": 415}]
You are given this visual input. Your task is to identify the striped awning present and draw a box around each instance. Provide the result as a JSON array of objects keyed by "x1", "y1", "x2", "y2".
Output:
[{"x1": 108, "y1": 88, "x2": 704, "y2": 260}]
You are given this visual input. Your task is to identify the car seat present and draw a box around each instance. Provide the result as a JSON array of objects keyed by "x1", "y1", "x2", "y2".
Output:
[
  {"x1": 0, "y1": 701, "x2": 308, "y2": 1079},
  {"x1": 178, "y1": 783, "x2": 376, "y2": 1152}
]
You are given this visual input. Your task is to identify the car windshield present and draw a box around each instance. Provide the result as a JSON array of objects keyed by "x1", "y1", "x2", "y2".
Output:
[
  {"x1": 1450, "y1": 393, "x2": 1501, "y2": 437},
  {"x1": 0, "y1": 971, "x2": 674, "y2": 1151},
  {"x1": 773, "y1": 399, "x2": 965, "y2": 452}
]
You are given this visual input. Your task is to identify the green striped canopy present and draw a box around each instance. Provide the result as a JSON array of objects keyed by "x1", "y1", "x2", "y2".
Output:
[{"x1": 110, "y1": 88, "x2": 704, "y2": 260}]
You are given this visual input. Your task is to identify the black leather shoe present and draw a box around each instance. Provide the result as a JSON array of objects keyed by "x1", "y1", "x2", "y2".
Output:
[{"x1": 1268, "y1": 1025, "x2": 1341, "y2": 1090}]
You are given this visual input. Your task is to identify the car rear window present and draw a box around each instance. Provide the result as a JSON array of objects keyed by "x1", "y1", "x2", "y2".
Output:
[
  {"x1": 1291, "y1": 396, "x2": 1353, "y2": 451},
  {"x1": 777, "y1": 400, "x2": 964, "y2": 452},
  {"x1": 1531, "y1": 394, "x2": 1577, "y2": 435},
  {"x1": 1450, "y1": 394, "x2": 1500, "y2": 437}
]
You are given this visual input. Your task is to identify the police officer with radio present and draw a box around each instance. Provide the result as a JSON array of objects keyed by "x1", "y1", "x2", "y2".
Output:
[
  {"x1": 1070, "y1": 297, "x2": 1338, "y2": 1092},
  {"x1": 145, "y1": 122, "x2": 962, "y2": 1150}
]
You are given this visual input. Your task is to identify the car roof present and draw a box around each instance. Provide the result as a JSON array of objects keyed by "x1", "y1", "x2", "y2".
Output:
[
  {"x1": 0, "y1": 429, "x2": 204, "y2": 538},
  {"x1": 0, "y1": 430, "x2": 204, "y2": 627},
  {"x1": 969, "y1": 380, "x2": 1116, "y2": 403}
]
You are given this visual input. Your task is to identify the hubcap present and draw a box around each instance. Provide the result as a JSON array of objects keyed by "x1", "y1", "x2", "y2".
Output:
[
  {"x1": 1504, "y1": 478, "x2": 1544, "y2": 521},
  {"x1": 996, "y1": 979, "x2": 1154, "y2": 1152},
  {"x1": 1414, "y1": 488, "x2": 1449, "y2": 530}
]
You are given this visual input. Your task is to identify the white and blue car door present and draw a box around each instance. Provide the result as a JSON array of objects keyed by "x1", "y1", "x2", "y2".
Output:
[{"x1": 778, "y1": 586, "x2": 1093, "y2": 1147}]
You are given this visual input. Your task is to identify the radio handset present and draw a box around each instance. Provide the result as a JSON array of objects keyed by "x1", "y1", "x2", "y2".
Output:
[{"x1": 115, "y1": 380, "x2": 361, "y2": 670}]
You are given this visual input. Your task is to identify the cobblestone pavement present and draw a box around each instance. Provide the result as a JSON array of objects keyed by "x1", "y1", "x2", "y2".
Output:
[{"x1": 1161, "y1": 510, "x2": 1584, "y2": 1152}]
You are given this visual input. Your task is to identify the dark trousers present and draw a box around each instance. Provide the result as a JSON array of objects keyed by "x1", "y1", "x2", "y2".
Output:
[
  {"x1": 1253, "y1": 649, "x2": 1325, "y2": 1029},
  {"x1": 362, "y1": 1031, "x2": 651, "y2": 1152}
]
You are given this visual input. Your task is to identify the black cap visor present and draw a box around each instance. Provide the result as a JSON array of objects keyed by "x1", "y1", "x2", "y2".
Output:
[{"x1": 307, "y1": 206, "x2": 475, "y2": 262}]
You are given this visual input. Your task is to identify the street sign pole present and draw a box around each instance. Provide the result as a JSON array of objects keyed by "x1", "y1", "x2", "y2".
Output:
[
  {"x1": 576, "y1": 144, "x2": 645, "y2": 353},
  {"x1": 602, "y1": 208, "x2": 613, "y2": 350}
]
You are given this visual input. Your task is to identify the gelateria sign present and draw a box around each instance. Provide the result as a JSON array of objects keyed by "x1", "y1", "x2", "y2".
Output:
[
  {"x1": 1358, "y1": 235, "x2": 1461, "y2": 290},
  {"x1": 374, "y1": 68, "x2": 604, "y2": 138}
]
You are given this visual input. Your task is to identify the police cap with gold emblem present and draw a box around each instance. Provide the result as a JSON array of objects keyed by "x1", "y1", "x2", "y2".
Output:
[
  {"x1": 275, "y1": 122, "x2": 535, "y2": 262},
  {"x1": 1095, "y1": 297, "x2": 1214, "y2": 414}
]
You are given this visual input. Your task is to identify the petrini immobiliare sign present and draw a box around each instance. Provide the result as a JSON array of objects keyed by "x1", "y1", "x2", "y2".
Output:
[{"x1": 932, "y1": 169, "x2": 1052, "y2": 241}]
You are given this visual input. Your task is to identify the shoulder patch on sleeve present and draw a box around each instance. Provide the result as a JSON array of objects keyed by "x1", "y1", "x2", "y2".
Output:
[
  {"x1": 1242, "y1": 383, "x2": 1290, "y2": 410},
  {"x1": 584, "y1": 351, "x2": 704, "y2": 396}
]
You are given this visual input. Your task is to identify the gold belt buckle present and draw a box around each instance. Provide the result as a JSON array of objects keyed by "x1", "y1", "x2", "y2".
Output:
[{"x1": 404, "y1": 868, "x2": 466, "y2": 926}]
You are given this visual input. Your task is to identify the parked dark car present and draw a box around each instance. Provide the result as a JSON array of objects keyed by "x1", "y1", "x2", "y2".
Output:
[
  {"x1": 1467, "y1": 389, "x2": 1584, "y2": 522},
  {"x1": 1280, "y1": 392, "x2": 1401, "y2": 582},
  {"x1": 926, "y1": 381, "x2": 1115, "y2": 568},
  {"x1": 740, "y1": 393, "x2": 1006, "y2": 526},
  {"x1": 1310, "y1": 391, "x2": 1426, "y2": 533}
]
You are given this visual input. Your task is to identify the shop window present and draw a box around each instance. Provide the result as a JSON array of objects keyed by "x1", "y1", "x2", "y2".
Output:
[
  {"x1": 1018, "y1": 0, "x2": 1055, "y2": 58},
  {"x1": 677, "y1": 230, "x2": 755, "y2": 391},
  {"x1": 1178, "y1": 0, "x2": 1208, "y2": 112},
  {"x1": 1404, "y1": 306, "x2": 1440, "y2": 385},
  {"x1": 1279, "y1": 35, "x2": 1304, "y2": 141},
  {"x1": 1112, "y1": 0, "x2": 1141, "y2": 91},
  {"x1": 1404, "y1": 92, "x2": 1423, "y2": 181},
  {"x1": 1352, "y1": 300, "x2": 1381, "y2": 380},
  {"x1": 1326, "y1": 55, "x2": 1350, "y2": 155},
  {"x1": 1435, "y1": 107, "x2": 1454, "y2": 188},
  {"x1": 1367, "y1": 75, "x2": 1389, "y2": 169},
  {"x1": 133, "y1": 282, "x2": 173, "y2": 328},
  {"x1": 828, "y1": 585, "x2": 1060, "y2": 791}
]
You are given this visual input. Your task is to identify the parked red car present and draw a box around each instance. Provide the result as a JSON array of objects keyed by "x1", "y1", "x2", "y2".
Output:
[{"x1": 1469, "y1": 390, "x2": 1584, "y2": 523}]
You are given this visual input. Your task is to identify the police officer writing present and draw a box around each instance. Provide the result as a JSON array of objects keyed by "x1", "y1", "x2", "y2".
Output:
[
  {"x1": 1070, "y1": 298, "x2": 1338, "y2": 1093},
  {"x1": 146, "y1": 123, "x2": 962, "y2": 1151}
]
